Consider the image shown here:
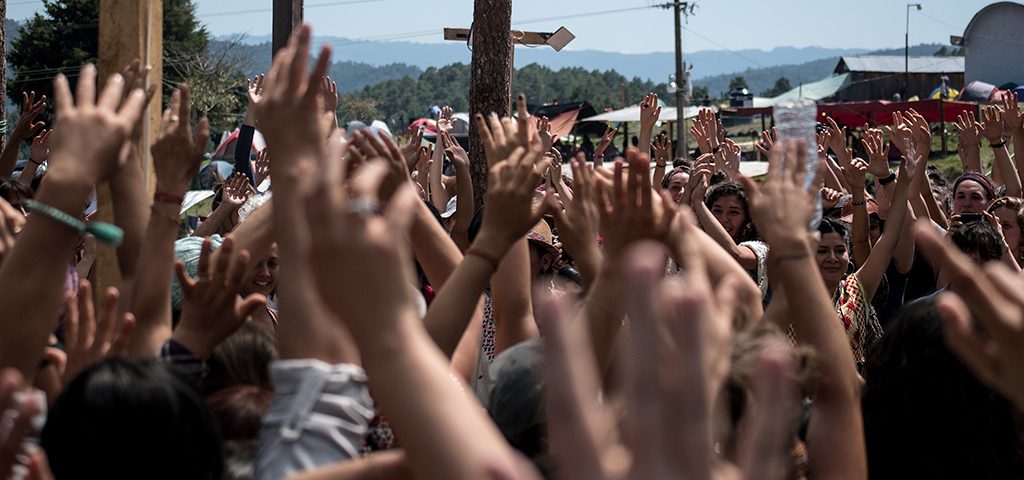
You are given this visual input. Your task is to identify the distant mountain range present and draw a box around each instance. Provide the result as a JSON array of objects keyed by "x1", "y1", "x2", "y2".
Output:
[{"x1": 221, "y1": 33, "x2": 871, "y2": 83}]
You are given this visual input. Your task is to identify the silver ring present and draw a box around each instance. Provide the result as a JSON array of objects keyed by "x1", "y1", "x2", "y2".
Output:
[
  {"x1": 346, "y1": 198, "x2": 380, "y2": 217},
  {"x1": 169, "y1": 115, "x2": 180, "y2": 122}
]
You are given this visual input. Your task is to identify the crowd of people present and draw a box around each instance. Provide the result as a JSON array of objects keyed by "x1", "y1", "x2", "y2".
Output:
[{"x1": 0, "y1": 24, "x2": 1023, "y2": 479}]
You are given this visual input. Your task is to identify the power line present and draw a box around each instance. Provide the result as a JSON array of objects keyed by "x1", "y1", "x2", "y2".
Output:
[{"x1": 199, "y1": 0, "x2": 393, "y2": 19}]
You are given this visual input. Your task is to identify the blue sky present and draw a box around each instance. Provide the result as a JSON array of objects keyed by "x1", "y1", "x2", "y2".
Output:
[{"x1": 8, "y1": 0, "x2": 993, "y2": 53}]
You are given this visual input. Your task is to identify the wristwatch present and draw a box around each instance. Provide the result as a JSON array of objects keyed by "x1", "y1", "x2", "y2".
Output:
[{"x1": 878, "y1": 172, "x2": 897, "y2": 185}]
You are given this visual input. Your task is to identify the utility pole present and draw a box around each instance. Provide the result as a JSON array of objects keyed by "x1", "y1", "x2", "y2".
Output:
[
  {"x1": 273, "y1": 0, "x2": 303, "y2": 56},
  {"x1": 0, "y1": 0, "x2": 6, "y2": 156},
  {"x1": 664, "y1": 1, "x2": 695, "y2": 160},
  {"x1": 905, "y1": 3, "x2": 922, "y2": 98}
]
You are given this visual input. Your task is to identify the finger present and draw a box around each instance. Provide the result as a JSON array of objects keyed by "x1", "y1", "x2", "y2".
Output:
[
  {"x1": 97, "y1": 73, "x2": 125, "y2": 110},
  {"x1": 197, "y1": 237, "x2": 214, "y2": 279},
  {"x1": 304, "y1": 45, "x2": 333, "y2": 104},
  {"x1": 213, "y1": 237, "x2": 236, "y2": 286},
  {"x1": 94, "y1": 287, "x2": 121, "y2": 353},
  {"x1": 62, "y1": 292, "x2": 80, "y2": 352},
  {"x1": 236, "y1": 294, "x2": 268, "y2": 322},
  {"x1": 76, "y1": 64, "x2": 97, "y2": 107},
  {"x1": 78, "y1": 280, "x2": 97, "y2": 348},
  {"x1": 0, "y1": 394, "x2": 42, "y2": 472},
  {"x1": 349, "y1": 160, "x2": 390, "y2": 203},
  {"x1": 226, "y1": 249, "x2": 252, "y2": 290},
  {"x1": 109, "y1": 313, "x2": 136, "y2": 356},
  {"x1": 288, "y1": 25, "x2": 313, "y2": 92},
  {"x1": 53, "y1": 74, "x2": 74, "y2": 115}
]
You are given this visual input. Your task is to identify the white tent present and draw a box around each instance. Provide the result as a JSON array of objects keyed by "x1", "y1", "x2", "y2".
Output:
[{"x1": 578, "y1": 104, "x2": 712, "y2": 123}]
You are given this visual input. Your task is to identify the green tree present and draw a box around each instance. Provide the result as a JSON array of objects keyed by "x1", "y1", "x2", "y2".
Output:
[
  {"x1": 728, "y1": 76, "x2": 749, "y2": 92},
  {"x1": 9, "y1": 0, "x2": 208, "y2": 110},
  {"x1": 761, "y1": 76, "x2": 792, "y2": 97}
]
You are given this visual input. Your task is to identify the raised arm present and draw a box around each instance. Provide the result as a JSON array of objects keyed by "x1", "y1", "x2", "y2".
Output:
[
  {"x1": 0, "y1": 92, "x2": 46, "y2": 177},
  {"x1": 17, "y1": 129, "x2": 50, "y2": 187},
  {"x1": 0, "y1": 66, "x2": 145, "y2": 379},
  {"x1": 638, "y1": 92, "x2": 660, "y2": 157},
  {"x1": 979, "y1": 105, "x2": 1022, "y2": 197},
  {"x1": 593, "y1": 125, "x2": 616, "y2": 168},
  {"x1": 740, "y1": 140, "x2": 867, "y2": 480},
  {"x1": 127, "y1": 85, "x2": 209, "y2": 358},
  {"x1": 955, "y1": 110, "x2": 982, "y2": 174},
  {"x1": 443, "y1": 131, "x2": 475, "y2": 251},
  {"x1": 430, "y1": 106, "x2": 454, "y2": 211},
  {"x1": 1004, "y1": 92, "x2": 1024, "y2": 183}
]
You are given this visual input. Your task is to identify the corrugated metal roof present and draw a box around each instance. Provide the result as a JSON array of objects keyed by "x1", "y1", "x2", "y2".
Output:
[
  {"x1": 754, "y1": 73, "x2": 852, "y2": 106},
  {"x1": 836, "y1": 56, "x2": 964, "y2": 74}
]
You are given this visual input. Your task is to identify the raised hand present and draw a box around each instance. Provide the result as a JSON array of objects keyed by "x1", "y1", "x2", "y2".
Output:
[
  {"x1": 475, "y1": 146, "x2": 552, "y2": 254},
  {"x1": 755, "y1": 127, "x2": 777, "y2": 157},
  {"x1": 639, "y1": 92, "x2": 661, "y2": 131},
  {"x1": 691, "y1": 108, "x2": 715, "y2": 155},
  {"x1": 553, "y1": 156, "x2": 601, "y2": 276},
  {"x1": 977, "y1": 105, "x2": 1005, "y2": 143},
  {"x1": 150, "y1": 85, "x2": 210, "y2": 197},
  {"x1": 595, "y1": 125, "x2": 617, "y2": 159},
  {"x1": 222, "y1": 172, "x2": 253, "y2": 206},
  {"x1": 442, "y1": 131, "x2": 469, "y2": 172},
  {"x1": 14, "y1": 91, "x2": 46, "y2": 139},
  {"x1": 596, "y1": 149, "x2": 675, "y2": 258},
  {"x1": 0, "y1": 369, "x2": 50, "y2": 479},
  {"x1": 837, "y1": 156, "x2": 869, "y2": 194},
  {"x1": 254, "y1": 148, "x2": 270, "y2": 184},
  {"x1": 904, "y1": 108, "x2": 932, "y2": 153},
  {"x1": 739, "y1": 140, "x2": 815, "y2": 253},
  {"x1": 720, "y1": 138, "x2": 741, "y2": 179},
  {"x1": 916, "y1": 222, "x2": 1024, "y2": 410},
  {"x1": 1003, "y1": 91, "x2": 1023, "y2": 135},
  {"x1": 30, "y1": 129, "x2": 52, "y2": 164},
  {"x1": 172, "y1": 236, "x2": 267, "y2": 360},
  {"x1": 653, "y1": 132, "x2": 671, "y2": 166},
  {"x1": 861, "y1": 126, "x2": 891, "y2": 178},
  {"x1": 476, "y1": 99, "x2": 539, "y2": 168},
  {"x1": 400, "y1": 126, "x2": 425, "y2": 169},
  {"x1": 247, "y1": 74, "x2": 265, "y2": 109},
  {"x1": 48, "y1": 64, "x2": 146, "y2": 186},
  {"x1": 537, "y1": 116, "x2": 554, "y2": 153},
  {"x1": 821, "y1": 186, "x2": 844, "y2": 209},
  {"x1": 437, "y1": 105, "x2": 454, "y2": 134},
  {"x1": 61, "y1": 280, "x2": 135, "y2": 384},
  {"x1": 825, "y1": 116, "x2": 852, "y2": 162},
  {"x1": 955, "y1": 110, "x2": 980, "y2": 147},
  {"x1": 320, "y1": 76, "x2": 339, "y2": 132}
]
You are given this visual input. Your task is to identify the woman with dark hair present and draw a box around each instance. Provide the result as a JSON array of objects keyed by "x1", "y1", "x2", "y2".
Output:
[
  {"x1": 987, "y1": 196, "x2": 1024, "y2": 268},
  {"x1": 813, "y1": 150, "x2": 918, "y2": 367},
  {"x1": 689, "y1": 172, "x2": 770, "y2": 297},
  {"x1": 863, "y1": 299, "x2": 1024, "y2": 479},
  {"x1": 42, "y1": 358, "x2": 224, "y2": 479}
]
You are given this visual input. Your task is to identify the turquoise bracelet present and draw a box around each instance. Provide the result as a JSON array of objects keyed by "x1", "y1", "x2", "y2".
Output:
[{"x1": 25, "y1": 200, "x2": 123, "y2": 247}]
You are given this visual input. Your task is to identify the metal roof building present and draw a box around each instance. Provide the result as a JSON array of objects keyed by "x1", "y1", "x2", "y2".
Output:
[
  {"x1": 831, "y1": 55, "x2": 964, "y2": 102},
  {"x1": 956, "y1": 2, "x2": 1024, "y2": 87}
]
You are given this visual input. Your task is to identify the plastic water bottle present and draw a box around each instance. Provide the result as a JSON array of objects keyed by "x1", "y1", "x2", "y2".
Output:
[{"x1": 773, "y1": 99, "x2": 822, "y2": 230}]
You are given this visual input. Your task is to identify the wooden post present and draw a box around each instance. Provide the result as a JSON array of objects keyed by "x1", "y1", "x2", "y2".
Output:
[
  {"x1": 97, "y1": 0, "x2": 162, "y2": 293},
  {"x1": 467, "y1": 0, "x2": 512, "y2": 209},
  {"x1": 273, "y1": 0, "x2": 303, "y2": 56},
  {"x1": 0, "y1": 0, "x2": 6, "y2": 155}
]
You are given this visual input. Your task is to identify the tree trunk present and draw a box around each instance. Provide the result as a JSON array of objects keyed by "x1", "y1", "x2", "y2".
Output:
[{"x1": 468, "y1": 0, "x2": 512, "y2": 209}]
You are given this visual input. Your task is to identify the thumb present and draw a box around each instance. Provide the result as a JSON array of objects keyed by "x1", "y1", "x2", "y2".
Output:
[{"x1": 236, "y1": 294, "x2": 268, "y2": 323}]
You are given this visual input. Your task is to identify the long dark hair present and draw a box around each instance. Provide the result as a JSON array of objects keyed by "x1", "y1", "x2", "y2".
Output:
[{"x1": 704, "y1": 181, "x2": 759, "y2": 242}]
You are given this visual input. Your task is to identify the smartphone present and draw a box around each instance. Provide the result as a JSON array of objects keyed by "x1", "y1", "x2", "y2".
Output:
[{"x1": 960, "y1": 213, "x2": 983, "y2": 223}]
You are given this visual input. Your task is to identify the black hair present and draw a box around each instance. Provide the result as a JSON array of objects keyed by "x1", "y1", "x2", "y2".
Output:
[
  {"x1": 863, "y1": 299, "x2": 1024, "y2": 478},
  {"x1": 203, "y1": 322, "x2": 278, "y2": 396},
  {"x1": 0, "y1": 179, "x2": 33, "y2": 207},
  {"x1": 817, "y1": 217, "x2": 850, "y2": 243},
  {"x1": 42, "y1": 357, "x2": 224, "y2": 479},
  {"x1": 704, "y1": 181, "x2": 758, "y2": 242},
  {"x1": 949, "y1": 220, "x2": 1003, "y2": 263},
  {"x1": 661, "y1": 166, "x2": 688, "y2": 189}
]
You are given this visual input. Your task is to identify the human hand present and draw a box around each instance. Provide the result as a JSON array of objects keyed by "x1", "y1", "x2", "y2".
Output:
[
  {"x1": 755, "y1": 127, "x2": 777, "y2": 156},
  {"x1": 47, "y1": 65, "x2": 146, "y2": 187},
  {"x1": 955, "y1": 110, "x2": 980, "y2": 147},
  {"x1": 120, "y1": 59, "x2": 158, "y2": 142},
  {"x1": 150, "y1": 85, "x2": 210, "y2": 197},
  {"x1": 14, "y1": 91, "x2": 46, "y2": 139},
  {"x1": 475, "y1": 146, "x2": 552, "y2": 254},
  {"x1": 837, "y1": 156, "x2": 868, "y2": 195},
  {"x1": 172, "y1": 236, "x2": 267, "y2": 359},
  {"x1": 594, "y1": 125, "x2": 617, "y2": 159},
  {"x1": 400, "y1": 126, "x2": 425, "y2": 169},
  {"x1": 1002, "y1": 91, "x2": 1023, "y2": 135},
  {"x1": 61, "y1": 280, "x2": 136, "y2": 384},
  {"x1": 247, "y1": 73, "x2": 265, "y2": 109},
  {"x1": 721, "y1": 138, "x2": 741, "y2": 179},
  {"x1": 821, "y1": 186, "x2": 843, "y2": 209},
  {"x1": 596, "y1": 149, "x2": 675, "y2": 258},
  {"x1": 320, "y1": 76, "x2": 339, "y2": 133},
  {"x1": 739, "y1": 140, "x2": 815, "y2": 253},
  {"x1": 222, "y1": 173, "x2": 253, "y2": 207},
  {"x1": 639, "y1": 92, "x2": 661, "y2": 132},
  {"x1": 0, "y1": 369, "x2": 51, "y2": 479},
  {"x1": 861, "y1": 126, "x2": 891, "y2": 178},
  {"x1": 904, "y1": 108, "x2": 932, "y2": 153},
  {"x1": 916, "y1": 222, "x2": 1024, "y2": 410},
  {"x1": 825, "y1": 116, "x2": 851, "y2": 162},
  {"x1": 537, "y1": 116, "x2": 553, "y2": 153},
  {"x1": 545, "y1": 148, "x2": 563, "y2": 183},
  {"x1": 652, "y1": 133, "x2": 671, "y2": 166},
  {"x1": 348, "y1": 129, "x2": 411, "y2": 204},
  {"x1": 29, "y1": 129, "x2": 52, "y2": 163},
  {"x1": 254, "y1": 26, "x2": 332, "y2": 186},
  {"x1": 690, "y1": 108, "x2": 715, "y2": 154},
  {"x1": 442, "y1": 131, "x2": 469, "y2": 172},
  {"x1": 553, "y1": 156, "x2": 601, "y2": 263},
  {"x1": 476, "y1": 101, "x2": 537, "y2": 167},
  {"x1": 437, "y1": 105, "x2": 454, "y2": 134},
  {"x1": 254, "y1": 148, "x2": 270, "y2": 183},
  {"x1": 977, "y1": 105, "x2": 1005, "y2": 143}
]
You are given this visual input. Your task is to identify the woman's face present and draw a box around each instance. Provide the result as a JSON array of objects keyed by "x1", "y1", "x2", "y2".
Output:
[
  {"x1": 953, "y1": 180, "x2": 988, "y2": 214},
  {"x1": 667, "y1": 173, "x2": 688, "y2": 204},
  {"x1": 710, "y1": 195, "x2": 747, "y2": 241},
  {"x1": 994, "y1": 206, "x2": 1022, "y2": 258},
  {"x1": 244, "y1": 244, "x2": 279, "y2": 297},
  {"x1": 816, "y1": 232, "x2": 849, "y2": 288}
]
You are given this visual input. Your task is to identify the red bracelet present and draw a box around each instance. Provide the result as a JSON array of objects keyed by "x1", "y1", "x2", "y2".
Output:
[
  {"x1": 153, "y1": 191, "x2": 184, "y2": 205},
  {"x1": 466, "y1": 248, "x2": 500, "y2": 272}
]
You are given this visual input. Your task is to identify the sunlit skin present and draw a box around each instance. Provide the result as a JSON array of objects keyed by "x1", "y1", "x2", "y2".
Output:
[
  {"x1": 952, "y1": 179, "x2": 989, "y2": 215},
  {"x1": 710, "y1": 195, "x2": 748, "y2": 242},
  {"x1": 243, "y1": 243, "x2": 279, "y2": 298},
  {"x1": 667, "y1": 173, "x2": 688, "y2": 204},
  {"x1": 993, "y1": 206, "x2": 1022, "y2": 261},
  {"x1": 816, "y1": 232, "x2": 849, "y2": 292}
]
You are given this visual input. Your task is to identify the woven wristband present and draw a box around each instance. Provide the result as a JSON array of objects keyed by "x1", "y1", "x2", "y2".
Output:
[{"x1": 25, "y1": 200, "x2": 123, "y2": 246}]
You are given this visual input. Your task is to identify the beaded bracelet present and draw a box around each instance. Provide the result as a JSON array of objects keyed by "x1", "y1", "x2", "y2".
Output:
[{"x1": 25, "y1": 200, "x2": 123, "y2": 247}]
